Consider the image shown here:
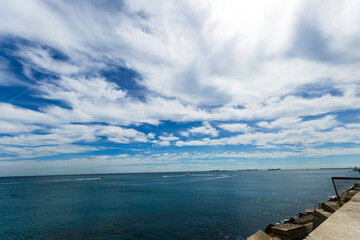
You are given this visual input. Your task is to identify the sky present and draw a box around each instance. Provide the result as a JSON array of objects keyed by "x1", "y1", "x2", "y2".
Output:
[{"x1": 0, "y1": 0, "x2": 360, "y2": 176}]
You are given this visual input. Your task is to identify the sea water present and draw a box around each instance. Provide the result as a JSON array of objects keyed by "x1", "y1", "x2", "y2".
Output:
[{"x1": 0, "y1": 169, "x2": 358, "y2": 240}]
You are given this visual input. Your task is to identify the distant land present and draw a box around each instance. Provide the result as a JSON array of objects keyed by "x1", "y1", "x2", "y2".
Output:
[{"x1": 320, "y1": 167, "x2": 353, "y2": 170}]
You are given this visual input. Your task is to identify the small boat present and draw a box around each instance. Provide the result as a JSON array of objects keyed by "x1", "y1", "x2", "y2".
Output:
[
  {"x1": 187, "y1": 171, "x2": 191, "y2": 177},
  {"x1": 98, "y1": 177, "x2": 103, "y2": 179}
]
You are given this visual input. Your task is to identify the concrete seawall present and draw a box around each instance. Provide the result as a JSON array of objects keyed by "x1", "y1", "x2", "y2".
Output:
[
  {"x1": 305, "y1": 191, "x2": 360, "y2": 240},
  {"x1": 247, "y1": 183, "x2": 360, "y2": 240}
]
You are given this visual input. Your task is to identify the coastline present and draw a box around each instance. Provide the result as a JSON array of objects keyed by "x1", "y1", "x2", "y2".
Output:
[{"x1": 247, "y1": 182, "x2": 360, "y2": 240}]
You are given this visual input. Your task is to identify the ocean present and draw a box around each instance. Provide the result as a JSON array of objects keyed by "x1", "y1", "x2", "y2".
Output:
[{"x1": 0, "y1": 169, "x2": 358, "y2": 240}]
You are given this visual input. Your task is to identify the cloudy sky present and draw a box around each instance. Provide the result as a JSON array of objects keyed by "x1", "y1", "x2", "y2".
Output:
[{"x1": 0, "y1": 0, "x2": 360, "y2": 176}]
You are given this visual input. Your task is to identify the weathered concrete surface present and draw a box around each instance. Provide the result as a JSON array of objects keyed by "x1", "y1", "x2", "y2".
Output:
[
  {"x1": 247, "y1": 230, "x2": 281, "y2": 240},
  {"x1": 306, "y1": 191, "x2": 360, "y2": 240},
  {"x1": 313, "y1": 209, "x2": 332, "y2": 229},
  {"x1": 342, "y1": 189, "x2": 359, "y2": 203},
  {"x1": 353, "y1": 183, "x2": 360, "y2": 191},
  {"x1": 305, "y1": 209, "x2": 314, "y2": 215},
  {"x1": 293, "y1": 214, "x2": 313, "y2": 225},
  {"x1": 321, "y1": 201, "x2": 340, "y2": 213},
  {"x1": 302, "y1": 222, "x2": 313, "y2": 235},
  {"x1": 247, "y1": 230, "x2": 271, "y2": 240},
  {"x1": 271, "y1": 223, "x2": 307, "y2": 240}
]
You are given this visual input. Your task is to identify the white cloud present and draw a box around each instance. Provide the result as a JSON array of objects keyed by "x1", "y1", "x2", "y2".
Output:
[
  {"x1": 0, "y1": 1, "x2": 359, "y2": 126},
  {"x1": 147, "y1": 133, "x2": 155, "y2": 139},
  {"x1": 0, "y1": 58, "x2": 25, "y2": 86},
  {"x1": 0, "y1": 121, "x2": 39, "y2": 134},
  {"x1": 176, "y1": 138, "x2": 211, "y2": 147},
  {"x1": 186, "y1": 121, "x2": 219, "y2": 137},
  {"x1": 18, "y1": 46, "x2": 79, "y2": 75},
  {"x1": 257, "y1": 115, "x2": 339, "y2": 130},
  {"x1": 159, "y1": 134, "x2": 179, "y2": 141},
  {"x1": 158, "y1": 140, "x2": 170, "y2": 147},
  {"x1": 218, "y1": 123, "x2": 251, "y2": 133},
  {"x1": 106, "y1": 1, "x2": 360, "y2": 109},
  {"x1": 1, "y1": 146, "x2": 360, "y2": 176},
  {"x1": 152, "y1": 134, "x2": 180, "y2": 147},
  {"x1": 0, "y1": 0, "x2": 77, "y2": 49},
  {"x1": 98, "y1": 126, "x2": 149, "y2": 143},
  {"x1": 0, "y1": 125, "x2": 97, "y2": 146},
  {"x1": 179, "y1": 131, "x2": 190, "y2": 137},
  {"x1": 0, "y1": 124, "x2": 151, "y2": 147},
  {"x1": 176, "y1": 119, "x2": 360, "y2": 147},
  {"x1": 0, "y1": 145, "x2": 98, "y2": 159},
  {"x1": 0, "y1": 103, "x2": 59, "y2": 125},
  {"x1": 0, "y1": 0, "x2": 360, "y2": 169},
  {"x1": 1, "y1": 0, "x2": 359, "y2": 110},
  {"x1": 41, "y1": 76, "x2": 127, "y2": 107}
]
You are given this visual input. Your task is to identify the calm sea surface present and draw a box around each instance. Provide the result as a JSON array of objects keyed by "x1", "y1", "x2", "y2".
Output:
[{"x1": 0, "y1": 169, "x2": 358, "y2": 240}]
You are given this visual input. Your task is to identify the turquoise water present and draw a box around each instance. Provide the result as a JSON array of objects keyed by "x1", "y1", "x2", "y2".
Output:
[{"x1": 0, "y1": 169, "x2": 358, "y2": 240}]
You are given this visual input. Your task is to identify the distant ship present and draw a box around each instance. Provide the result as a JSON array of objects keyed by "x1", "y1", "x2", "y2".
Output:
[
  {"x1": 268, "y1": 168, "x2": 281, "y2": 171},
  {"x1": 187, "y1": 171, "x2": 191, "y2": 176},
  {"x1": 209, "y1": 170, "x2": 220, "y2": 172}
]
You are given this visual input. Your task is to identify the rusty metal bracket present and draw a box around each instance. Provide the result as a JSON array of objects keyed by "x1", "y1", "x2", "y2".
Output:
[{"x1": 331, "y1": 177, "x2": 360, "y2": 206}]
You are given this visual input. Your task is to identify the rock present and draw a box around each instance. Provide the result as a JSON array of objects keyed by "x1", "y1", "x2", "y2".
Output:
[
  {"x1": 298, "y1": 212, "x2": 305, "y2": 218},
  {"x1": 271, "y1": 223, "x2": 307, "y2": 240}
]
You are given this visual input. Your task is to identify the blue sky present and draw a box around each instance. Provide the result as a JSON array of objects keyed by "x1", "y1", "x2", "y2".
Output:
[{"x1": 0, "y1": 0, "x2": 360, "y2": 176}]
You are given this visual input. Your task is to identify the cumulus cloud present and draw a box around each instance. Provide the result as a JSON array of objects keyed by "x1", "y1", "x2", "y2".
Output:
[
  {"x1": 157, "y1": 140, "x2": 170, "y2": 147},
  {"x1": 1, "y1": 1, "x2": 360, "y2": 125},
  {"x1": 185, "y1": 121, "x2": 219, "y2": 137},
  {"x1": 159, "y1": 134, "x2": 179, "y2": 141},
  {"x1": 0, "y1": 0, "x2": 360, "y2": 171},
  {"x1": 98, "y1": 126, "x2": 149, "y2": 143},
  {"x1": 176, "y1": 119, "x2": 360, "y2": 147},
  {"x1": 0, "y1": 123, "x2": 154, "y2": 161},
  {"x1": 257, "y1": 115, "x2": 339, "y2": 130},
  {"x1": 0, "y1": 124, "x2": 151, "y2": 147},
  {"x1": 2, "y1": 146, "x2": 360, "y2": 175},
  {"x1": 0, "y1": 145, "x2": 98, "y2": 159},
  {"x1": 218, "y1": 123, "x2": 251, "y2": 133}
]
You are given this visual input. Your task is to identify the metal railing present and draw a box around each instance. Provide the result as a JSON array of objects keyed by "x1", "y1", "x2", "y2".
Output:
[{"x1": 331, "y1": 177, "x2": 360, "y2": 206}]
